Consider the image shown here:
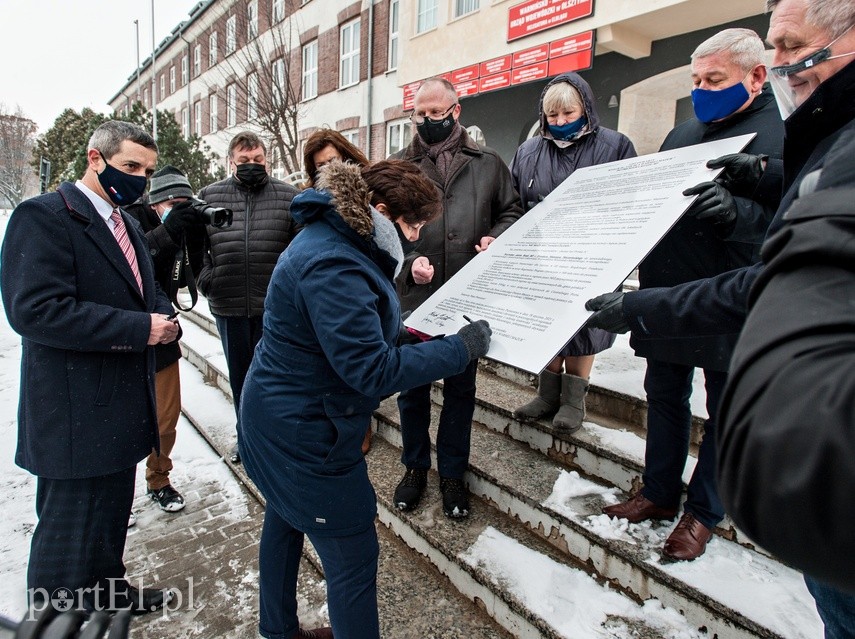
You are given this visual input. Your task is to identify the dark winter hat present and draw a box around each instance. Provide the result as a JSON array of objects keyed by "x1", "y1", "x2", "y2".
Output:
[{"x1": 149, "y1": 165, "x2": 193, "y2": 204}]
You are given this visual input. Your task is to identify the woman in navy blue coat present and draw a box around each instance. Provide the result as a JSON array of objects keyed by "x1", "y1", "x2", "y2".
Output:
[
  {"x1": 510, "y1": 72, "x2": 636, "y2": 435},
  {"x1": 240, "y1": 160, "x2": 491, "y2": 639}
]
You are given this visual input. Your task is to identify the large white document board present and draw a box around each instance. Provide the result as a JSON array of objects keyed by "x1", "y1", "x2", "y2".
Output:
[{"x1": 405, "y1": 134, "x2": 756, "y2": 373}]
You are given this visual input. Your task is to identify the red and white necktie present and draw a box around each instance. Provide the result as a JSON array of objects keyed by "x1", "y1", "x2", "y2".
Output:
[{"x1": 111, "y1": 209, "x2": 143, "y2": 294}]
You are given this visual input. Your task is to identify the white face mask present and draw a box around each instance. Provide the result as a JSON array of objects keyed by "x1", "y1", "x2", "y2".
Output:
[{"x1": 768, "y1": 72, "x2": 800, "y2": 120}]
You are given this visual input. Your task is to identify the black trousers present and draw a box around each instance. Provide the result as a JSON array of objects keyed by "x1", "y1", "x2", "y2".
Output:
[
  {"x1": 213, "y1": 314, "x2": 264, "y2": 428},
  {"x1": 28, "y1": 467, "x2": 136, "y2": 604}
]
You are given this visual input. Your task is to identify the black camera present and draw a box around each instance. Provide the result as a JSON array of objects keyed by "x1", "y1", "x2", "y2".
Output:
[{"x1": 191, "y1": 199, "x2": 233, "y2": 228}]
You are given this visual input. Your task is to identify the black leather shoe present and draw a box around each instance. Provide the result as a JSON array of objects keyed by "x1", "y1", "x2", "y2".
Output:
[
  {"x1": 393, "y1": 468, "x2": 427, "y2": 511},
  {"x1": 229, "y1": 444, "x2": 241, "y2": 464}
]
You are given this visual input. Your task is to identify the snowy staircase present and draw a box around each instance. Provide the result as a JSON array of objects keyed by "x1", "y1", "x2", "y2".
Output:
[{"x1": 176, "y1": 300, "x2": 822, "y2": 639}]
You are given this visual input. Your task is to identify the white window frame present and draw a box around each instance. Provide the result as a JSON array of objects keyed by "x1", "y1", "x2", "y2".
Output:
[
  {"x1": 417, "y1": 0, "x2": 438, "y2": 33},
  {"x1": 143, "y1": 87, "x2": 149, "y2": 108},
  {"x1": 272, "y1": 58, "x2": 286, "y2": 96},
  {"x1": 226, "y1": 15, "x2": 237, "y2": 54},
  {"x1": 182, "y1": 107, "x2": 189, "y2": 139},
  {"x1": 227, "y1": 84, "x2": 237, "y2": 127},
  {"x1": 454, "y1": 0, "x2": 479, "y2": 18},
  {"x1": 386, "y1": 118, "x2": 412, "y2": 156},
  {"x1": 209, "y1": 32, "x2": 218, "y2": 66},
  {"x1": 169, "y1": 67, "x2": 176, "y2": 93},
  {"x1": 209, "y1": 94, "x2": 218, "y2": 132},
  {"x1": 388, "y1": 0, "x2": 399, "y2": 70},
  {"x1": 194, "y1": 101, "x2": 202, "y2": 136},
  {"x1": 302, "y1": 40, "x2": 318, "y2": 100},
  {"x1": 181, "y1": 55, "x2": 188, "y2": 85},
  {"x1": 159, "y1": 74, "x2": 165, "y2": 100},
  {"x1": 247, "y1": 72, "x2": 259, "y2": 120},
  {"x1": 194, "y1": 44, "x2": 201, "y2": 76},
  {"x1": 272, "y1": 0, "x2": 285, "y2": 22},
  {"x1": 247, "y1": 1, "x2": 258, "y2": 40},
  {"x1": 339, "y1": 18, "x2": 361, "y2": 89}
]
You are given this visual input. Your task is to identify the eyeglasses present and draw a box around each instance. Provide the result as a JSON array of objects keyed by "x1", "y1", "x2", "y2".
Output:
[
  {"x1": 409, "y1": 104, "x2": 457, "y2": 125},
  {"x1": 403, "y1": 220, "x2": 427, "y2": 232}
]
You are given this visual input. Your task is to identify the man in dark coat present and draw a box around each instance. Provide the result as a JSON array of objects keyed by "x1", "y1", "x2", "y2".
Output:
[
  {"x1": 717, "y1": 125, "x2": 855, "y2": 635},
  {"x1": 601, "y1": 28, "x2": 784, "y2": 562},
  {"x1": 125, "y1": 166, "x2": 206, "y2": 512},
  {"x1": 196, "y1": 131, "x2": 299, "y2": 464},
  {"x1": 390, "y1": 77, "x2": 522, "y2": 519},
  {"x1": 0, "y1": 121, "x2": 177, "y2": 613}
]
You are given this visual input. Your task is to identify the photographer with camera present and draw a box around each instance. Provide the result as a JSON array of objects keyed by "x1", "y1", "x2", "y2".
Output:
[
  {"x1": 125, "y1": 165, "x2": 206, "y2": 514},
  {"x1": 196, "y1": 132, "x2": 299, "y2": 465}
]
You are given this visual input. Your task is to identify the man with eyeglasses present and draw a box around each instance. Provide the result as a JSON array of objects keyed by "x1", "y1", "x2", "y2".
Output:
[
  {"x1": 585, "y1": 0, "x2": 855, "y2": 633},
  {"x1": 390, "y1": 77, "x2": 523, "y2": 520}
]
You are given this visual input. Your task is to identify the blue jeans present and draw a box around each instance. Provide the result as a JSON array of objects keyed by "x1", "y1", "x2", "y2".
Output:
[
  {"x1": 640, "y1": 359, "x2": 726, "y2": 529},
  {"x1": 258, "y1": 506, "x2": 380, "y2": 639},
  {"x1": 804, "y1": 575, "x2": 855, "y2": 639},
  {"x1": 397, "y1": 360, "x2": 477, "y2": 479},
  {"x1": 214, "y1": 314, "x2": 264, "y2": 427}
]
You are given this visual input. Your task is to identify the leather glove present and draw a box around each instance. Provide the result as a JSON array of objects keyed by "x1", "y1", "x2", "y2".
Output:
[
  {"x1": 706, "y1": 153, "x2": 766, "y2": 198},
  {"x1": 585, "y1": 293, "x2": 630, "y2": 334},
  {"x1": 456, "y1": 320, "x2": 492, "y2": 360},
  {"x1": 161, "y1": 200, "x2": 201, "y2": 242},
  {"x1": 682, "y1": 181, "x2": 737, "y2": 231}
]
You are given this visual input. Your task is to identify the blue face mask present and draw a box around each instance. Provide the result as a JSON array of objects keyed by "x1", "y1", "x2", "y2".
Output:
[
  {"x1": 691, "y1": 80, "x2": 749, "y2": 123},
  {"x1": 547, "y1": 116, "x2": 587, "y2": 141},
  {"x1": 97, "y1": 151, "x2": 148, "y2": 205}
]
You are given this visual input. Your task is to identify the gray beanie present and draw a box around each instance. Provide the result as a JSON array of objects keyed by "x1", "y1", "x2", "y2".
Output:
[{"x1": 149, "y1": 165, "x2": 193, "y2": 204}]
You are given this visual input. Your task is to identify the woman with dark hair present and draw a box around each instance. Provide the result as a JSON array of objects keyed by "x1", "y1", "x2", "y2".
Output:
[
  {"x1": 302, "y1": 128, "x2": 370, "y2": 189},
  {"x1": 239, "y1": 159, "x2": 491, "y2": 639}
]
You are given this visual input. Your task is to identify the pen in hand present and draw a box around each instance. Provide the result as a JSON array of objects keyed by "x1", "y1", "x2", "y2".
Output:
[{"x1": 463, "y1": 315, "x2": 472, "y2": 324}]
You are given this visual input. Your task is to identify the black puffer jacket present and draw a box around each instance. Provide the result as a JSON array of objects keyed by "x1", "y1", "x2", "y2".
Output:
[
  {"x1": 717, "y1": 127, "x2": 855, "y2": 591},
  {"x1": 197, "y1": 174, "x2": 299, "y2": 317}
]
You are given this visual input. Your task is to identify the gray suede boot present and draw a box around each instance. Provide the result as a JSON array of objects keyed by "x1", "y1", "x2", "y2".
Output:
[
  {"x1": 553, "y1": 374, "x2": 589, "y2": 435},
  {"x1": 513, "y1": 370, "x2": 561, "y2": 421}
]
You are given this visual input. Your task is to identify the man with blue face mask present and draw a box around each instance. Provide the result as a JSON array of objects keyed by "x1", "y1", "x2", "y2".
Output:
[
  {"x1": 1, "y1": 121, "x2": 177, "y2": 614},
  {"x1": 600, "y1": 28, "x2": 783, "y2": 562}
]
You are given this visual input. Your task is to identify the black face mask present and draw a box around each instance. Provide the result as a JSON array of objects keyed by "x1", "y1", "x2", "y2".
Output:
[
  {"x1": 417, "y1": 114, "x2": 456, "y2": 145},
  {"x1": 97, "y1": 151, "x2": 148, "y2": 206},
  {"x1": 235, "y1": 162, "x2": 268, "y2": 189}
]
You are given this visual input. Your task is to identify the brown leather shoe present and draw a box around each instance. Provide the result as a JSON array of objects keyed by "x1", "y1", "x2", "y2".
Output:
[
  {"x1": 663, "y1": 513, "x2": 713, "y2": 561},
  {"x1": 602, "y1": 492, "x2": 678, "y2": 523}
]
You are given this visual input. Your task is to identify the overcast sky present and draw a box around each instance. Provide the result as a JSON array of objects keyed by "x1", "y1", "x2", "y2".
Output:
[{"x1": 0, "y1": 0, "x2": 200, "y2": 132}]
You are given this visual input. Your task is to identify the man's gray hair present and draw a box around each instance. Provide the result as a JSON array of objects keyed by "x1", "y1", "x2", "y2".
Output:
[
  {"x1": 87, "y1": 121, "x2": 158, "y2": 160},
  {"x1": 766, "y1": 0, "x2": 855, "y2": 39},
  {"x1": 415, "y1": 77, "x2": 459, "y2": 104},
  {"x1": 691, "y1": 28, "x2": 766, "y2": 72}
]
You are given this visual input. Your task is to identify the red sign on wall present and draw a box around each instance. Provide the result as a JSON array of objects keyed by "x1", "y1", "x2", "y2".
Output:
[
  {"x1": 550, "y1": 31, "x2": 594, "y2": 57},
  {"x1": 508, "y1": 0, "x2": 594, "y2": 42},
  {"x1": 511, "y1": 61, "x2": 549, "y2": 85},
  {"x1": 453, "y1": 80, "x2": 480, "y2": 97},
  {"x1": 512, "y1": 43, "x2": 549, "y2": 68},
  {"x1": 479, "y1": 72, "x2": 512, "y2": 93},
  {"x1": 480, "y1": 55, "x2": 513, "y2": 77},
  {"x1": 450, "y1": 64, "x2": 480, "y2": 84},
  {"x1": 547, "y1": 49, "x2": 593, "y2": 76}
]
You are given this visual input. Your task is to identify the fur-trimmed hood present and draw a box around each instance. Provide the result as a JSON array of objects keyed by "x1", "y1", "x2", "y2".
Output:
[{"x1": 314, "y1": 160, "x2": 373, "y2": 238}]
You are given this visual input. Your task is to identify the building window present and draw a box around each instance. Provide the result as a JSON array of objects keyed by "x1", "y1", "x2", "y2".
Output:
[
  {"x1": 454, "y1": 0, "x2": 479, "y2": 17},
  {"x1": 143, "y1": 87, "x2": 149, "y2": 108},
  {"x1": 169, "y1": 67, "x2": 176, "y2": 93},
  {"x1": 194, "y1": 101, "x2": 202, "y2": 136},
  {"x1": 417, "y1": 0, "x2": 438, "y2": 33},
  {"x1": 387, "y1": 119, "x2": 412, "y2": 156},
  {"x1": 247, "y1": 1, "x2": 258, "y2": 40},
  {"x1": 182, "y1": 107, "x2": 189, "y2": 139},
  {"x1": 272, "y1": 0, "x2": 285, "y2": 22},
  {"x1": 209, "y1": 94, "x2": 218, "y2": 132},
  {"x1": 302, "y1": 41, "x2": 318, "y2": 100},
  {"x1": 159, "y1": 74, "x2": 165, "y2": 100},
  {"x1": 181, "y1": 55, "x2": 188, "y2": 85},
  {"x1": 272, "y1": 58, "x2": 285, "y2": 93},
  {"x1": 248, "y1": 72, "x2": 258, "y2": 120},
  {"x1": 209, "y1": 32, "x2": 218, "y2": 66},
  {"x1": 341, "y1": 129, "x2": 359, "y2": 146},
  {"x1": 226, "y1": 15, "x2": 237, "y2": 54},
  {"x1": 339, "y1": 19, "x2": 360, "y2": 89},
  {"x1": 227, "y1": 84, "x2": 237, "y2": 127},
  {"x1": 388, "y1": 0, "x2": 399, "y2": 70},
  {"x1": 194, "y1": 45, "x2": 201, "y2": 76}
]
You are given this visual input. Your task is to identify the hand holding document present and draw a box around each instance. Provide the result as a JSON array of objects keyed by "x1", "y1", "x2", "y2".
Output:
[{"x1": 405, "y1": 134, "x2": 756, "y2": 373}]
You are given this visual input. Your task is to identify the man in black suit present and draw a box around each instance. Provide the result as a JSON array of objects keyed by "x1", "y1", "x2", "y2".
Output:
[{"x1": 1, "y1": 121, "x2": 177, "y2": 614}]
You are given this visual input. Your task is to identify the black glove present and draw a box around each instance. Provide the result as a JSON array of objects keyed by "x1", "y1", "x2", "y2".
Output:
[
  {"x1": 456, "y1": 320, "x2": 491, "y2": 360},
  {"x1": 706, "y1": 153, "x2": 766, "y2": 198},
  {"x1": 161, "y1": 200, "x2": 201, "y2": 242},
  {"x1": 585, "y1": 293, "x2": 630, "y2": 334},
  {"x1": 682, "y1": 181, "x2": 737, "y2": 231}
]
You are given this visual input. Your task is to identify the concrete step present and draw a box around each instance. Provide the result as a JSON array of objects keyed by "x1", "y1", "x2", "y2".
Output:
[
  {"x1": 177, "y1": 360, "x2": 515, "y2": 638},
  {"x1": 176, "y1": 303, "x2": 822, "y2": 639}
]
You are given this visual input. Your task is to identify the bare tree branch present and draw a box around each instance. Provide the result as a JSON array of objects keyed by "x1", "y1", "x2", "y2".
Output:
[{"x1": 0, "y1": 104, "x2": 39, "y2": 208}]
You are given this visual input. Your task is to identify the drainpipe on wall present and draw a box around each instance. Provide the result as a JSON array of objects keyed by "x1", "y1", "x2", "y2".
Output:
[
  {"x1": 365, "y1": 0, "x2": 374, "y2": 161},
  {"x1": 180, "y1": 26, "x2": 192, "y2": 140}
]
